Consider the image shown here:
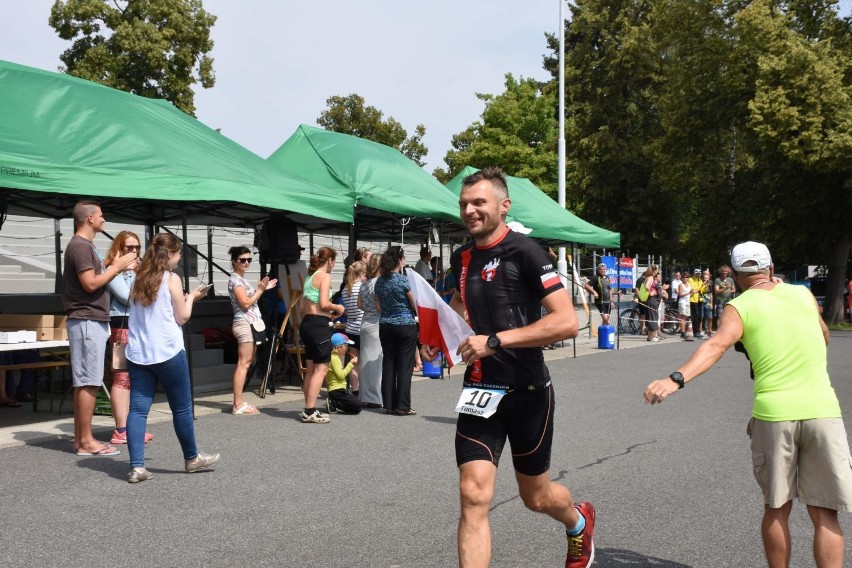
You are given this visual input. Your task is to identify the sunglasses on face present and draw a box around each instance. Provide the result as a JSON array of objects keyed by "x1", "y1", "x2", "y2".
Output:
[
  {"x1": 237, "y1": 258, "x2": 252, "y2": 264},
  {"x1": 124, "y1": 245, "x2": 141, "y2": 251}
]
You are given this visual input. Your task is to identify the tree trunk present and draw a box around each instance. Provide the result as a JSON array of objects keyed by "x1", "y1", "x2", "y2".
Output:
[{"x1": 822, "y1": 237, "x2": 850, "y2": 324}]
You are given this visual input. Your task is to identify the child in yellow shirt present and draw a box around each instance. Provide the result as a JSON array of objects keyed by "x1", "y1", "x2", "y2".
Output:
[{"x1": 325, "y1": 333, "x2": 362, "y2": 414}]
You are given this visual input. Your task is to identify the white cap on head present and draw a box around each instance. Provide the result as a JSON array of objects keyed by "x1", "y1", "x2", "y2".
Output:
[
  {"x1": 506, "y1": 221, "x2": 532, "y2": 235},
  {"x1": 730, "y1": 241, "x2": 772, "y2": 273}
]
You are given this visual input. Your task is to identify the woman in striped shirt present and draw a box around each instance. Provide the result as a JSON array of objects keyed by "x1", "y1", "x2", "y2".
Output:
[{"x1": 341, "y1": 261, "x2": 366, "y2": 395}]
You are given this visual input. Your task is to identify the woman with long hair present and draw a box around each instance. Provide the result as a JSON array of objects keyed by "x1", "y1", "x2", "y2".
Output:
[
  {"x1": 374, "y1": 245, "x2": 419, "y2": 415},
  {"x1": 357, "y1": 254, "x2": 383, "y2": 408},
  {"x1": 124, "y1": 233, "x2": 219, "y2": 483},
  {"x1": 298, "y1": 246, "x2": 345, "y2": 423},
  {"x1": 644, "y1": 265, "x2": 662, "y2": 342},
  {"x1": 227, "y1": 246, "x2": 277, "y2": 415},
  {"x1": 104, "y1": 231, "x2": 153, "y2": 446},
  {"x1": 341, "y1": 260, "x2": 366, "y2": 395}
]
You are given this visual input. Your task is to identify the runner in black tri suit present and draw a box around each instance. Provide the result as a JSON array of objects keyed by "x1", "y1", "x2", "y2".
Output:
[{"x1": 422, "y1": 167, "x2": 596, "y2": 568}]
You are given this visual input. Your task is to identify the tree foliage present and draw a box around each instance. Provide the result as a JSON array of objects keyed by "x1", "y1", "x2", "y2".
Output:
[
  {"x1": 317, "y1": 94, "x2": 428, "y2": 166},
  {"x1": 433, "y1": 75, "x2": 558, "y2": 195},
  {"x1": 49, "y1": 0, "x2": 216, "y2": 115}
]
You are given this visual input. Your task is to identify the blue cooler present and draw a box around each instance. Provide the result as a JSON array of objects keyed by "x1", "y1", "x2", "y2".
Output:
[
  {"x1": 423, "y1": 354, "x2": 443, "y2": 378},
  {"x1": 598, "y1": 325, "x2": 615, "y2": 350}
]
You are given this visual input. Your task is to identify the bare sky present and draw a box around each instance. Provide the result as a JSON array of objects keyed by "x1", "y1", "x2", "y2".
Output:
[{"x1": 3, "y1": 1, "x2": 850, "y2": 174}]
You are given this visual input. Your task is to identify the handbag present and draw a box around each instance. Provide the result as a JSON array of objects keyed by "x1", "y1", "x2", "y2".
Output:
[
  {"x1": 112, "y1": 342, "x2": 128, "y2": 371},
  {"x1": 637, "y1": 280, "x2": 650, "y2": 302},
  {"x1": 111, "y1": 311, "x2": 129, "y2": 371},
  {"x1": 250, "y1": 318, "x2": 268, "y2": 346}
]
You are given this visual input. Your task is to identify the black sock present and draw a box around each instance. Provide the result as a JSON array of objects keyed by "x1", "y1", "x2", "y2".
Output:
[{"x1": 304, "y1": 408, "x2": 316, "y2": 415}]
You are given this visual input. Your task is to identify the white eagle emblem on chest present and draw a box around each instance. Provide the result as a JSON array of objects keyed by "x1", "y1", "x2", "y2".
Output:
[{"x1": 481, "y1": 258, "x2": 500, "y2": 282}]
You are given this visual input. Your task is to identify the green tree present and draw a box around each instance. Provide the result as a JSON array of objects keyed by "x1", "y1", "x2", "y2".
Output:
[
  {"x1": 49, "y1": 0, "x2": 216, "y2": 116},
  {"x1": 736, "y1": 0, "x2": 852, "y2": 322},
  {"x1": 317, "y1": 94, "x2": 428, "y2": 166},
  {"x1": 545, "y1": 0, "x2": 668, "y2": 255},
  {"x1": 433, "y1": 74, "x2": 558, "y2": 195}
]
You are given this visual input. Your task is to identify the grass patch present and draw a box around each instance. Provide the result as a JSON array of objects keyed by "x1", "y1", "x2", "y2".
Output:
[{"x1": 827, "y1": 322, "x2": 852, "y2": 331}]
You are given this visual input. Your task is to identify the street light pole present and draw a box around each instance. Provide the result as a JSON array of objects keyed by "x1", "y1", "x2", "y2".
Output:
[{"x1": 557, "y1": 0, "x2": 568, "y2": 286}]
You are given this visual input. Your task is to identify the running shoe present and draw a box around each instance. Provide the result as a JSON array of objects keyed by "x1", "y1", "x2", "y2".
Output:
[
  {"x1": 185, "y1": 451, "x2": 221, "y2": 473},
  {"x1": 300, "y1": 410, "x2": 331, "y2": 423},
  {"x1": 111, "y1": 429, "x2": 154, "y2": 445},
  {"x1": 565, "y1": 501, "x2": 595, "y2": 568}
]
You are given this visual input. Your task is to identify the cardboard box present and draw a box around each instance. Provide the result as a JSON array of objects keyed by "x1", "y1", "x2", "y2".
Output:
[
  {"x1": 52, "y1": 327, "x2": 68, "y2": 341},
  {"x1": 34, "y1": 328, "x2": 54, "y2": 341},
  {"x1": 0, "y1": 315, "x2": 56, "y2": 328}
]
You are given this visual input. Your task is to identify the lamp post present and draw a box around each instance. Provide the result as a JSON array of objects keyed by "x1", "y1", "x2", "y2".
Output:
[{"x1": 557, "y1": 0, "x2": 568, "y2": 286}]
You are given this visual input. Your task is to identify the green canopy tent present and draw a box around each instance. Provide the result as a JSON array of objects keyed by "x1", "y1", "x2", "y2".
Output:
[
  {"x1": 444, "y1": 166, "x2": 620, "y2": 249},
  {"x1": 0, "y1": 60, "x2": 349, "y2": 229},
  {"x1": 266, "y1": 125, "x2": 462, "y2": 243}
]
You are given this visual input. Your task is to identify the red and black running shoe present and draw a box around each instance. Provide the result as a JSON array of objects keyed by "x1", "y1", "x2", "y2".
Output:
[{"x1": 565, "y1": 501, "x2": 595, "y2": 568}]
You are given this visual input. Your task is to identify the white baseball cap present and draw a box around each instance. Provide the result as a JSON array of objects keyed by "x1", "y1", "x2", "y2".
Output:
[{"x1": 730, "y1": 241, "x2": 772, "y2": 273}]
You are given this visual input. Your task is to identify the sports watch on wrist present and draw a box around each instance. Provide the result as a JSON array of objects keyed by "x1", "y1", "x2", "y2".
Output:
[
  {"x1": 669, "y1": 371, "x2": 685, "y2": 389},
  {"x1": 487, "y1": 334, "x2": 502, "y2": 351}
]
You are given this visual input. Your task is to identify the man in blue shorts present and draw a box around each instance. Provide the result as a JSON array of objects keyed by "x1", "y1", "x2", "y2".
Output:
[
  {"x1": 424, "y1": 167, "x2": 595, "y2": 568},
  {"x1": 645, "y1": 241, "x2": 852, "y2": 568}
]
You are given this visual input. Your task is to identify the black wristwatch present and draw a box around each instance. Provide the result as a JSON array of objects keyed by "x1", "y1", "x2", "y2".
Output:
[
  {"x1": 487, "y1": 334, "x2": 502, "y2": 351},
  {"x1": 669, "y1": 371, "x2": 685, "y2": 389}
]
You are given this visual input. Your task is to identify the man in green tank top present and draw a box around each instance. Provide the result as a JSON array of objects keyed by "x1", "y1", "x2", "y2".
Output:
[{"x1": 643, "y1": 241, "x2": 852, "y2": 568}]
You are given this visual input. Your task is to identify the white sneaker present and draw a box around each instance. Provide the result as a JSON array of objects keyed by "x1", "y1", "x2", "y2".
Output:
[{"x1": 300, "y1": 410, "x2": 331, "y2": 423}]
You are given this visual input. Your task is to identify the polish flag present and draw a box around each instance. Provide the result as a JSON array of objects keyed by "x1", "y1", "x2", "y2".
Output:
[{"x1": 405, "y1": 268, "x2": 473, "y2": 368}]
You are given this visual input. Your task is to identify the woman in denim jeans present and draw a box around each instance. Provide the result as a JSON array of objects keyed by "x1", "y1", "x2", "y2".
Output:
[
  {"x1": 124, "y1": 233, "x2": 219, "y2": 483},
  {"x1": 374, "y1": 246, "x2": 419, "y2": 415}
]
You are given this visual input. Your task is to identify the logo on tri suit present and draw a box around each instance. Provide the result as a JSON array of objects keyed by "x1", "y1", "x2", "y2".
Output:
[{"x1": 481, "y1": 258, "x2": 500, "y2": 282}]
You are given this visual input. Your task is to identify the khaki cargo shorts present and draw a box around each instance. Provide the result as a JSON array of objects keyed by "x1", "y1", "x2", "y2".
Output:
[{"x1": 748, "y1": 417, "x2": 852, "y2": 511}]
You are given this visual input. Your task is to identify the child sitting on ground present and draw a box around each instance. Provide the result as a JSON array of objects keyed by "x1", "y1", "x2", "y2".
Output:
[{"x1": 325, "y1": 333, "x2": 362, "y2": 414}]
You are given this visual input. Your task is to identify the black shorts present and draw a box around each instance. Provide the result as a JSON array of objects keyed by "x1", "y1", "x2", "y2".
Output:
[
  {"x1": 455, "y1": 382, "x2": 554, "y2": 476},
  {"x1": 299, "y1": 314, "x2": 334, "y2": 363},
  {"x1": 595, "y1": 302, "x2": 611, "y2": 315}
]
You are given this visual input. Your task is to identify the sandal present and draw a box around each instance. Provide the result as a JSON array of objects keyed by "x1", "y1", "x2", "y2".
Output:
[
  {"x1": 394, "y1": 409, "x2": 417, "y2": 416},
  {"x1": 232, "y1": 402, "x2": 260, "y2": 415}
]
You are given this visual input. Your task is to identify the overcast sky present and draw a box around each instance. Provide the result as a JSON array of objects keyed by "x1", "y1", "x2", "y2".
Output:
[
  {"x1": 1, "y1": 0, "x2": 559, "y2": 172},
  {"x1": 4, "y1": 1, "x2": 850, "y2": 174}
]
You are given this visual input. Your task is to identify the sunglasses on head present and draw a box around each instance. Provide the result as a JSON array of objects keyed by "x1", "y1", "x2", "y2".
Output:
[{"x1": 237, "y1": 257, "x2": 252, "y2": 264}]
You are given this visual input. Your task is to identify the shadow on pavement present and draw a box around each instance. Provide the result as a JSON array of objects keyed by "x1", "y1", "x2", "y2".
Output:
[
  {"x1": 596, "y1": 547, "x2": 692, "y2": 566},
  {"x1": 422, "y1": 415, "x2": 457, "y2": 425},
  {"x1": 11, "y1": 431, "x2": 72, "y2": 453}
]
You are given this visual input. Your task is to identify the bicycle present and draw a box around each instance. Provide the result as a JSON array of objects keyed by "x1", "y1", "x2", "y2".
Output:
[
  {"x1": 618, "y1": 305, "x2": 641, "y2": 335},
  {"x1": 661, "y1": 305, "x2": 681, "y2": 336}
]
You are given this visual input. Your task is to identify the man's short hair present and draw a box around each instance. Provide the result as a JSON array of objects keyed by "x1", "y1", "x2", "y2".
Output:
[
  {"x1": 72, "y1": 201, "x2": 100, "y2": 229},
  {"x1": 420, "y1": 246, "x2": 431, "y2": 259},
  {"x1": 461, "y1": 167, "x2": 509, "y2": 200}
]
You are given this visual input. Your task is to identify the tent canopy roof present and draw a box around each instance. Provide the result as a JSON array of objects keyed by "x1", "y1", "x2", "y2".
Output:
[
  {"x1": 267, "y1": 125, "x2": 462, "y2": 240},
  {"x1": 0, "y1": 60, "x2": 349, "y2": 228},
  {"x1": 444, "y1": 166, "x2": 620, "y2": 248}
]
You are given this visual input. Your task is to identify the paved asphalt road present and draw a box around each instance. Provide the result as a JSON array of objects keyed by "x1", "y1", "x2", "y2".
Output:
[{"x1": 2, "y1": 331, "x2": 852, "y2": 567}]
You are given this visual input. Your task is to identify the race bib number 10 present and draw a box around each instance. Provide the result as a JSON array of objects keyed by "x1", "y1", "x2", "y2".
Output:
[{"x1": 455, "y1": 387, "x2": 507, "y2": 418}]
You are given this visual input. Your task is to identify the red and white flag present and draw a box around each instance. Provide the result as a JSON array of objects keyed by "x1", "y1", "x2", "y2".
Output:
[{"x1": 405, "y1": 268, "x2": 473, "y2": 368}]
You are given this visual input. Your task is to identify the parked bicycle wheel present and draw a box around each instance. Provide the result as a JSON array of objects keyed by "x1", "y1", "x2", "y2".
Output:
[
  {"x1": 661, "y1": 306, "x2": 680, "y2": 335},
  {"x1": 619, "y1": 307, "x2": 640, "y2": 335}
]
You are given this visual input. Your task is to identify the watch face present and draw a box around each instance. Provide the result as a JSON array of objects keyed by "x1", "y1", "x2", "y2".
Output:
[{"x1": 488, "y1": 336, "x2": 500, "y2": 349}]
